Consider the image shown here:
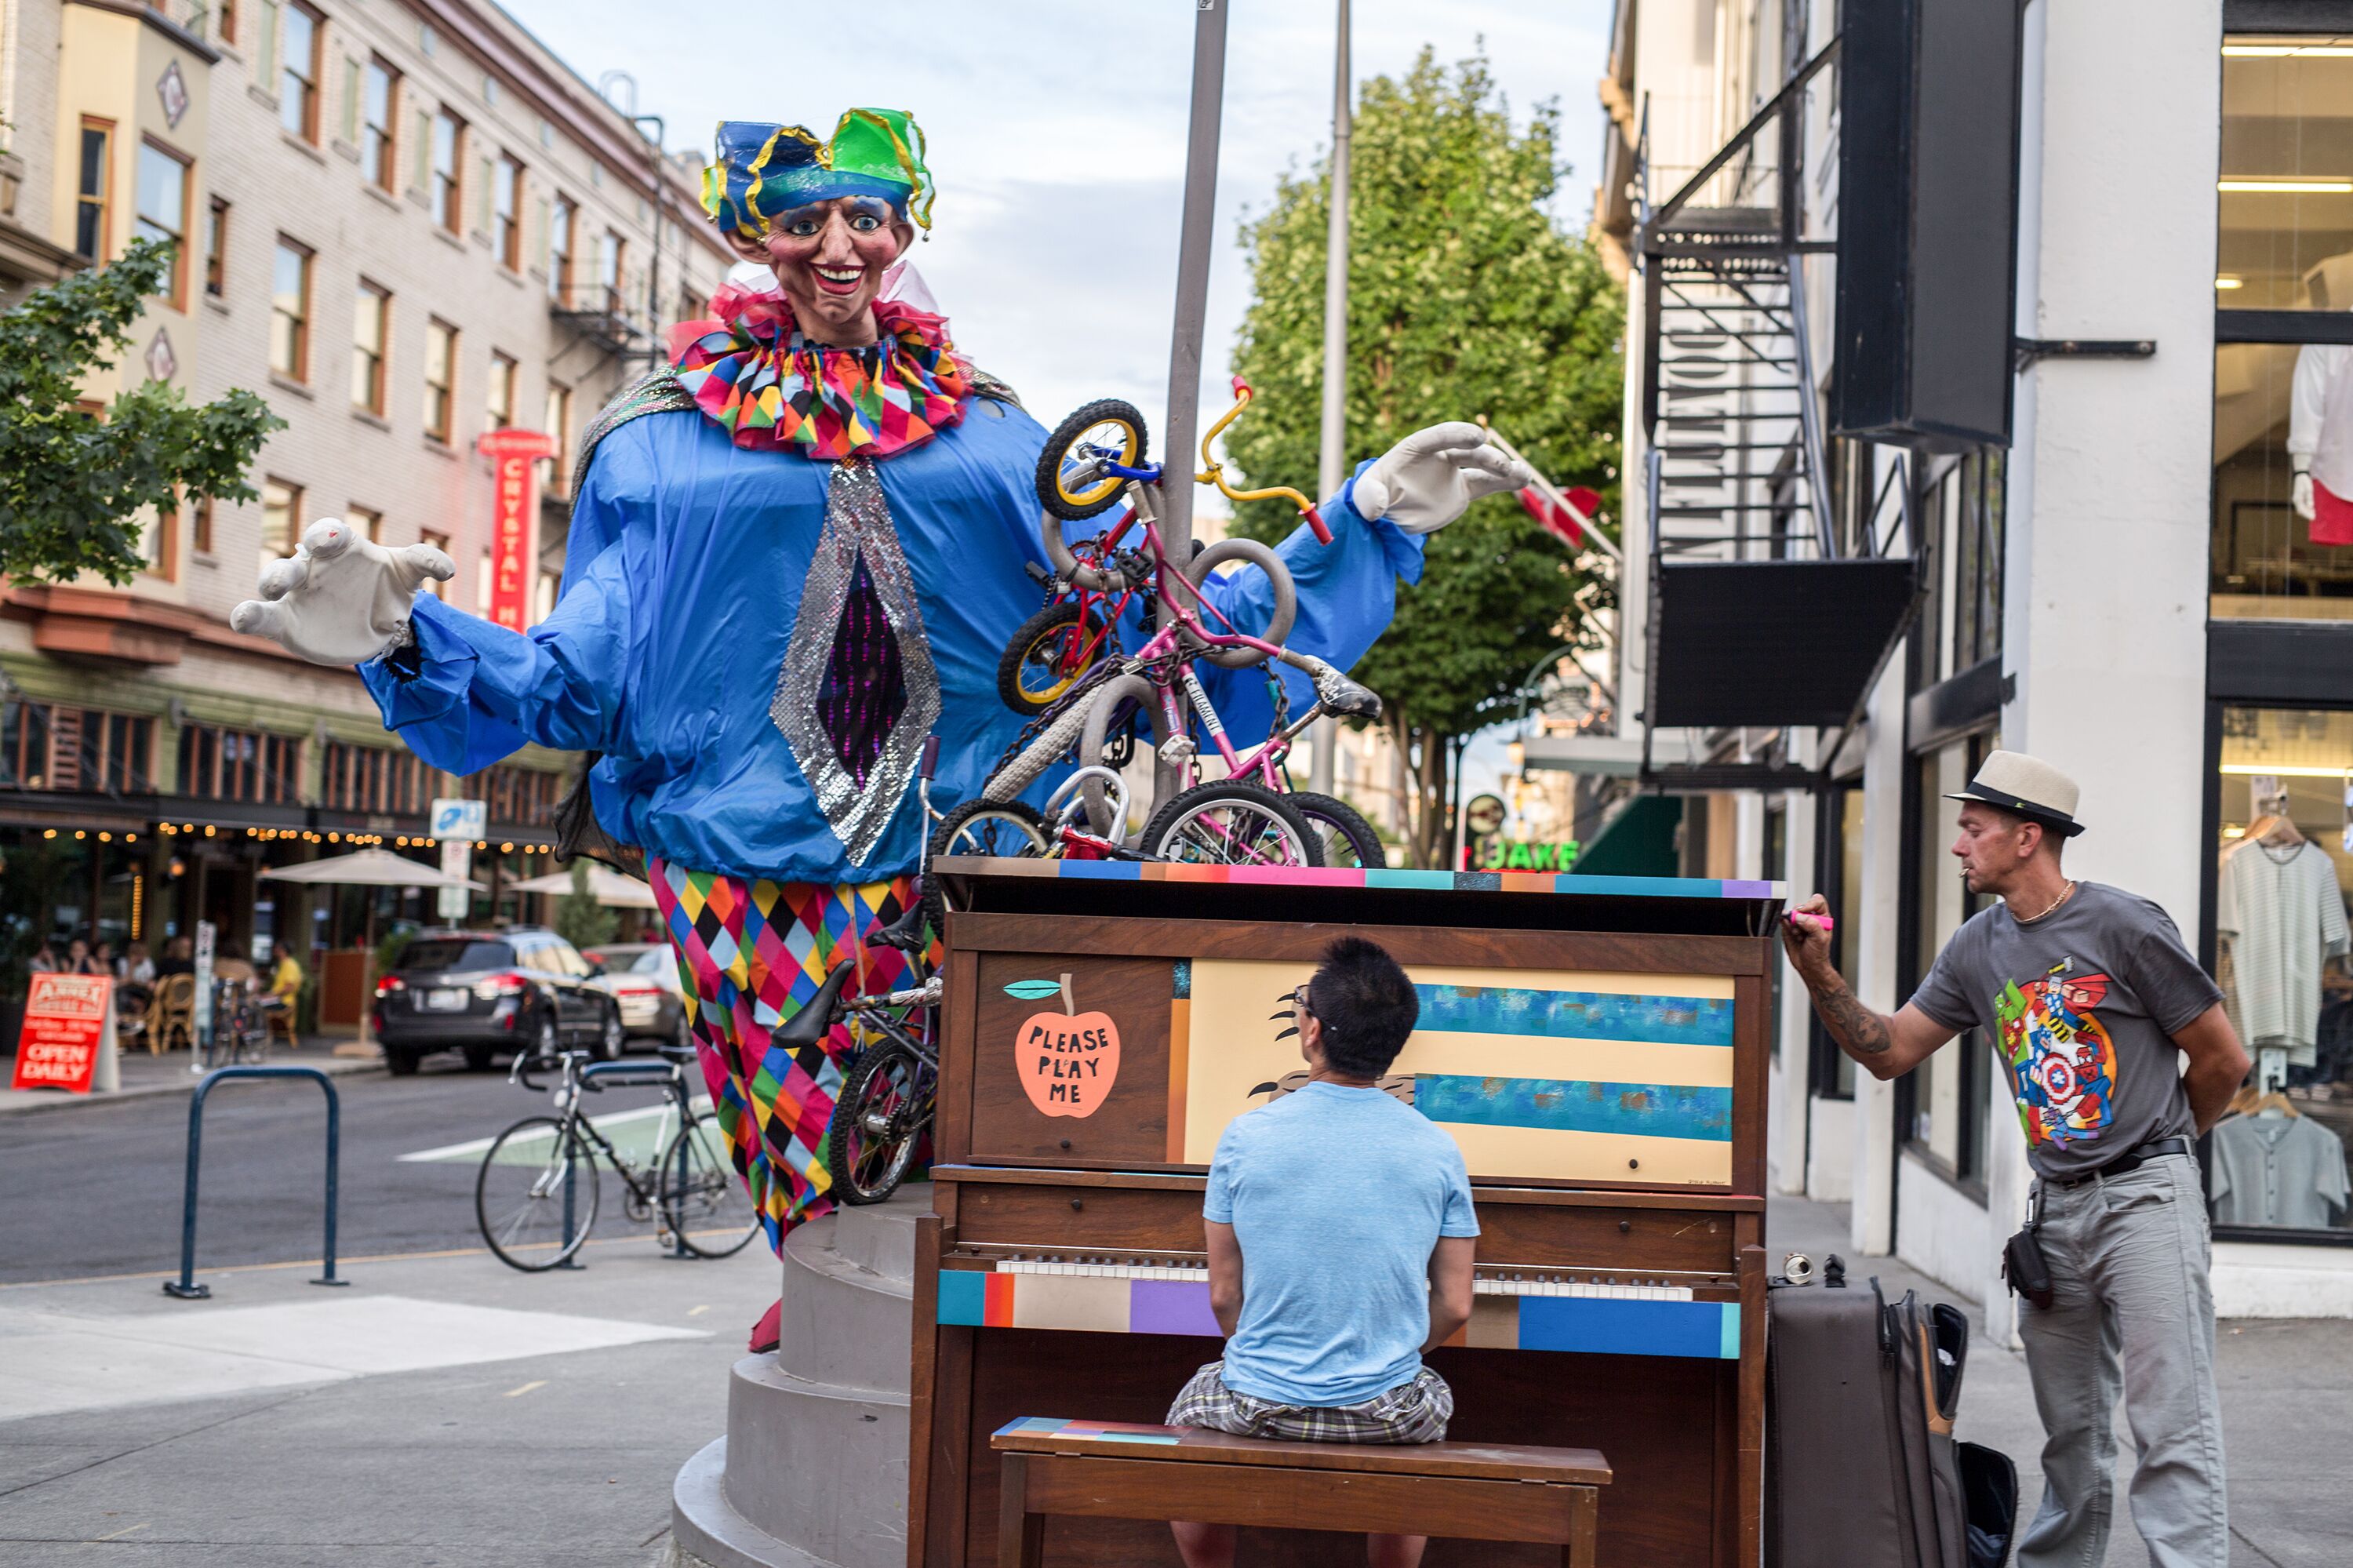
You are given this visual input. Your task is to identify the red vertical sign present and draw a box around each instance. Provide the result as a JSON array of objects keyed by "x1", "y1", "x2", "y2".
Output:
[
  {"x1": 478, "y1": 427, "x2": 560, "y2": 631},
  {"x1": 9, "y1": 973, "x2": 111, "y2": 1093}
]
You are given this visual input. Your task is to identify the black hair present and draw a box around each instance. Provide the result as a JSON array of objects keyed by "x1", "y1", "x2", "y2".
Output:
[{"x1": 1307, "y1": 935, "x2": 1420, "y2": 1078}]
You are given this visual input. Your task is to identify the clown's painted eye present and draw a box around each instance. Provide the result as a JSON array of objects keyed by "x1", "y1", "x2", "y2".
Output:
[
  {"x1": 849, "y1": 211, "x2": 882, "y2": 233},
  {"x1": 784, "y1": 216, "x2": 824, "y2": 238}
]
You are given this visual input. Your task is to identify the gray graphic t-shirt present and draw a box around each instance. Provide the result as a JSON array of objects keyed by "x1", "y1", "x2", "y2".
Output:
[{"x1": 1911, "y1": 882, "x2": 2224, "y2": 1178}]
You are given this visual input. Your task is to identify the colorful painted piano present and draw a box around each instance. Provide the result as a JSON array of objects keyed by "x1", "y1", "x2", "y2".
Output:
[{"x1": 908, "y1": 859, "x2": 1783, "y2": 1566}]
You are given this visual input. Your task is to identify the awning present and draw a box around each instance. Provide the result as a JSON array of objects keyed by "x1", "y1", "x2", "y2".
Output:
[{"x1": 1573, "y1": 795, "x2": 1684, "y2": 878}]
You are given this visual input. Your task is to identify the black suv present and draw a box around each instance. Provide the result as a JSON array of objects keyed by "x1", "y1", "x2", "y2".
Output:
[{"x1": 374, "y1": 928, "x2": 623, "y2": 1075}]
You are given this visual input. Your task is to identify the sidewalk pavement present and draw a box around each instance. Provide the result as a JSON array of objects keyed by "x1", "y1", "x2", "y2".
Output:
[
  {"x1": 1770, "y1": 1191, "x2": 2349, "y2": 1567},
  {"x1": 0, "y1": 1228, "x2": 776, "y2": 1566},
  {"x1": 0, "y1": 1041, "x2": 381, "y2": 1118}
]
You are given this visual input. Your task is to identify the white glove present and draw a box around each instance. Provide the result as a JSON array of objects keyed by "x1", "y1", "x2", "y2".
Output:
[
  {"x1": 2293, "y1": 459, "x2": 2317, "y2": 522},
  {"x1": 231, "y1": 518, "x2": 454, "y2": 666},
  {"x1": 1350, "y1": 422, "x2": 1538, "y2": 536}
]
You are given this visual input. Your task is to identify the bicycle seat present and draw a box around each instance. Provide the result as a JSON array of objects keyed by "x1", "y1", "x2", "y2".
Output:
[
  {"x1": 1310, "y1": 664, "x2": 1382, "y2": 721},
  {"x1": 869, "y1": 886, "x2": 929, "y2": 953},
  {"x1": 773, "y1": 960, "x2": 857, "y2": 1050}
]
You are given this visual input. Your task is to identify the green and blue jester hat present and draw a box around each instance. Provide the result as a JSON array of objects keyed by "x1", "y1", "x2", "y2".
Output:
[{"x1": 701, "y1": 109, "x2": 936, "y2": 240}]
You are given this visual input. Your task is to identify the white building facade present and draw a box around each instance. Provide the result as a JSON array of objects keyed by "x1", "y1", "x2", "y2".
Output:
[{"x1": 1593, "y1": 0, "x2": 2353, "y2": 1325}]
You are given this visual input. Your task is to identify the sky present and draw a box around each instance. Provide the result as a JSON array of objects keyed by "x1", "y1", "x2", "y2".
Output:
[{"x1": 499, "y1": 0, "x2": 1617, "y2": 804}]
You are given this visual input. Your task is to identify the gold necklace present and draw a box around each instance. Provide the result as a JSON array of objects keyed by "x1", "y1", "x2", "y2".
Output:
[{"x1": 2016, "y1": 880, "x2": 2076, "y2": 924}]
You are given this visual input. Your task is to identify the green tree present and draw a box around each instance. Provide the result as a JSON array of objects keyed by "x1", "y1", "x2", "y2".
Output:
[
  {"x1": 1, "y1": 238, "x2": 282, "y2": 584},
  {"x1": 552, "y1": 860, "x2": 620, "y2": 951},
  {"x1": 1227, "y1": 49, "x2": 1624, "y2": 868}
]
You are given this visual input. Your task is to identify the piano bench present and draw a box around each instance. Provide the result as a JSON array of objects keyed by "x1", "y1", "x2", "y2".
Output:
[{"x1": 990, "y1": 1418, "x2": 1613, "y2": 1566}]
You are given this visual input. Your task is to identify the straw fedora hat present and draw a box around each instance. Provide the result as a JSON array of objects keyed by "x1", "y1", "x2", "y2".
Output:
[{"x1": 1945, "y1": 750, "x2": 2084, "y2": 839}]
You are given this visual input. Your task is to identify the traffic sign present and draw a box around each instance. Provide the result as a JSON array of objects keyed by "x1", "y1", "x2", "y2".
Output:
[
  {"x1": 431, "y1": 798, "x2": 486, "y2": 842},
  {"x1": 1464, "y1": 793, "x2": 1507, "y2": 839}
]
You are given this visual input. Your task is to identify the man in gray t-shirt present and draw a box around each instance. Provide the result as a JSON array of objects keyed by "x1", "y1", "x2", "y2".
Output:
[{"x1": 1782, "y1": 751, "x2": 2248, "y2": 1568}]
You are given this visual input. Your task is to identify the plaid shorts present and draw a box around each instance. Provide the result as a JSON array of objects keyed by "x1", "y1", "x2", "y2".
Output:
[{"x1": 1165, "y1": 1360, "x2": 1453, "y2": 1445}]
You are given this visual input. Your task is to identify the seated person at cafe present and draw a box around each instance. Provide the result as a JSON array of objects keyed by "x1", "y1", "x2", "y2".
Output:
[
  {"x1": 1167, "y1": 936, "x2": 1478, "y2": 1568},
  {"x1": 260, "y1": 941, "x2": 303, "y2": 1016}
]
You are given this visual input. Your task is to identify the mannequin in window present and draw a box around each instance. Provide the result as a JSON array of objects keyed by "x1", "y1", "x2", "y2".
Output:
[{"x1": 2288, "y1": 260, "x2": 2353, "y2": 545}]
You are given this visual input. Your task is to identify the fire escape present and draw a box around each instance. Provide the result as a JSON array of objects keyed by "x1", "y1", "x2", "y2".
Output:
[{"x1": 1633, "y1": 40, "x2": 1922, "y2": 788}]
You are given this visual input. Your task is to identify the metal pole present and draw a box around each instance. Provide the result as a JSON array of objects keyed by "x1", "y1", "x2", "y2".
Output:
[
  {"x1": 558, "y1": 1129, "x2": 584, "y2": 1270},
  {"x1": 164, "y1": 1078, "x2": 211, "y2": 1298},
  {"x1": 1154, "y1": 0, "x2": 1231, "y2": 807},
  {"x1": 1309, "y1": 0, "x2": 1351, "y2": 798},
  {"x1": 163, "y1": 1066, "x2": 344, "y2": 1300},
  {"x1": 318, "y1": 1075, "x2": 344, "y2": 1285}
]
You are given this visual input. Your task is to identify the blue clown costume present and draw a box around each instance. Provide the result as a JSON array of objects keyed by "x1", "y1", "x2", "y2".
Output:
[{"x1": 358, "y1": 114, "x2": 1422, "y2": 1328}]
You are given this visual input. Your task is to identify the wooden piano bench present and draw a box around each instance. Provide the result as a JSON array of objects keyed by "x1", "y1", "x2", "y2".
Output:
[{"x1": 989, "y1": 1418, "x2": 1613, "y2": 1566}]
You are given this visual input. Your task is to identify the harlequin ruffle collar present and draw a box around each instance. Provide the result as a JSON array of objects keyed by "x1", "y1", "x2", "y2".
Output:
[{"x1": 666, "y1": 282, "x2": 969, "y2": 460}]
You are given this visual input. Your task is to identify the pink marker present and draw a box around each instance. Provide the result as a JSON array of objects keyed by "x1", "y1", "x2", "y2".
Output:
[{"x1": 1785, "y1": 910, "x2": 1835, "y2": 934}]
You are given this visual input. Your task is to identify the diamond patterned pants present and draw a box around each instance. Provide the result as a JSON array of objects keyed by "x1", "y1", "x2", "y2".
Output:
[{"x1": 649, "y1": 858, "x2": 930, "y2": 1254}]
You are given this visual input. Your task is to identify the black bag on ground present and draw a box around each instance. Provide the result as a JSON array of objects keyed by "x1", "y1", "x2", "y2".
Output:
[{"x1": 1766, "y1": 1258, "x2": 2016, "y2": 1568}]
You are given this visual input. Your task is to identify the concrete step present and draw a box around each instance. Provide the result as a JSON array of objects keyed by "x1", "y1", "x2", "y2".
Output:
[
  {"x1": 720, "y1": 1353, "x2": 908, "y2": 1568},
  {"x1": 778, "y1": 1217, "x2": 914, "y2": 1397},
  {"x1": 667, "y1": 1436, "x2": 838, "y2": 1568},
  {"x1": 827, "y1": 1182, "x2": 926, "y2": 1286}
]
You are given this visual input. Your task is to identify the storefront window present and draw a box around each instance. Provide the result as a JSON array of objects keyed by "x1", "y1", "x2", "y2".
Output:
[
  {"x1": 1907, "y1": 734, "x2": 1995, "y2": 1185},
  {"x1": 2213, "y1": 705, "x2": 2353, "y2": 1235},
  {"x1": 2218, "y1": 40, "x2": 2353, "y2": 311},
  {"x1": 2210, "y1": 338, "x2": 2353, "y2": 618}
]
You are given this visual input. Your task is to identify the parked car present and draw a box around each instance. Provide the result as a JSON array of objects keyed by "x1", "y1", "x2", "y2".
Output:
[
  {"x1": 583, "y1": 942, "x2": 692, "y2": 1052},
  {"x1": 373, "y1": 928, "x2": 623, "y2": 1075}
]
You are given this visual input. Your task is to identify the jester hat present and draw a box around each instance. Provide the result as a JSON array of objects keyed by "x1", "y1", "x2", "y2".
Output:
[{"x1": 702, "y1": 111, "x2": 936, "y2": 242}]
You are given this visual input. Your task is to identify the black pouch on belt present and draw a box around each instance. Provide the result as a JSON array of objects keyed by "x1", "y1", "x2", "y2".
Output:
[{"x1": 2002, "y1": 1186, "x2": 2054, "y2": 1311}]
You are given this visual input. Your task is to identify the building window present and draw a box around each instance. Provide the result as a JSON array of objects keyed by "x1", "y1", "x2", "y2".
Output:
[
  {"x1": 320, "y1": 740, "x2": 427, "y2": 814},
  {"x1": 543, "y1": 382, "x2": 573, "y2": 497},
  {"x1": 1810, "y1": 784, "x2": 1865, "y2": 1100},
  {"x1": 351, "y1": 280, "x2": 389, "y2": 413},
  {"x1": 2, "y1": 704, "x2": 156, "y2": 795},
  {"x1": 346, "y1": 505, "x2": 381, "y2": 543},
  {"x1": 1, "y1": 700, "x2": 53, "y2": 789},
  {"x1": 420, "y1": 529, "x2": 449, "y2": 598},
  {"x1": 423, "y1": 318, "x2": 456, "y2": 442},
  {"x1": 1903, "y1": 733, "x2": 1997, "y2": 1188},
  {"x1": 493, "y1": 155, "x2": 522, "y2": 270},
  {"x1": 179, "y1": 723, "x2": 300, "y2": 803},
  {"x1": 255, "y1": 0, "x2": 278, "y2": 77},
  {"x1": 269, "y1": 237, "x2": 311, "y2": 380},
  {"x1": 432, "y1": 111, "x2": 464, "y2": 233},
  {"x1": 260, "y1": 478, "x2": 300, "y2": 577},
  {"x1": 191, "y1": 494, "x2": 214, "y2": 555},
  {"x1": 2211, "y1": 706, "x2": 2353, "y2": 1236},
  {"x1": 219, "y1": 0, "x2": 238, "y2": 45},
  {"x1": 597, "y1": 229, "x2": 624, "y2": 314},
  {"x1": 486, "y1": 350, "x2": 516, "y2": 430},
  {"x1": 547, "y1": 193, "x2": 574, "y2": 300},
  {"x1": 75, "y1": 118, "x2": 113, "y2": 261},
  {"x1": 280, "y1": 2, "x2": 321, "y2": 142},
  {"x1": 146, "y1": 497, "x2": 177, "y2": 581},
  {"x1": 133, "y1": 140, "x2": 191, "y2": 310},
  {"x1": 203, "y1": 197, "x2": 228, "y2": 297},
  {"x1": 362, "y1": 59, "x2": 398, "y2": 190},
  {"x1": 463, "y1": 764, "x2": 564, "y2": 828}
]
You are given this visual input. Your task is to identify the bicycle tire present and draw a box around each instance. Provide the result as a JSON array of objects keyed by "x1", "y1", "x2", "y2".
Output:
[
  {"x1": 996, "y1": 600, "x2": 1107, "y2": 716},
  {"x1": 1182, "y1": 537, "x2": 1297, "y2": 668},
  {"x1": 1075, "y1": 672, "x2": 1157, "y2": 837},
  {"x1": 476, "y1": 1115, "x2": 601, "y2": 1271},
  {"x1": 1140, "y1": 780, "x2": 1324, "y2": 868},
  {"x1": 660, "y1": 1118, "x2": 761, "y2": 1257},
  {"x1": 823, "y1": 1043, "x2": 928, "y2": 1206},
  {"x1": 981, "y1": 692, "x2": 1099, "y2": 803},
  {"x1": 1287, "y1": 791, "x2": 1387, "y2": 869},
  {"x1": 1036, "y1": 398, "x2": 1148, "y2": 521}
]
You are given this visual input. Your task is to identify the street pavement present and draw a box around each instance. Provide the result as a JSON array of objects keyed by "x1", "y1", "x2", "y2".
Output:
[{"x1": 2, "y1": 1069, "x2": 2347, "y2": 1565}]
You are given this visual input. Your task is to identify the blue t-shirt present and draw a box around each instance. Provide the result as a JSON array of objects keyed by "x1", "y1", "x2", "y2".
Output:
[{"x1": 1204, "y1": 1081, "x2": 1479, "y2": 1406}]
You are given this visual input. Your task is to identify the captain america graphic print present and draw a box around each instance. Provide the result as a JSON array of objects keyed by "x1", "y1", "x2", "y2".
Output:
[{"x1": 1995, "y1": 959, "x2": 2120, "y2": 1149}]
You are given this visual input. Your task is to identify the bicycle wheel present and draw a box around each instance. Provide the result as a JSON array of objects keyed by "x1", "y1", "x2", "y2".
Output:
[
  {"x1": 660, "y1": 1117, "x2": 761, "y2": 1257},
  {"x1": 1141, "y1": 780, "x2": 1324, "y2": 868},
  {"x1": 824, "y1": 1043, "x2": 928, "y2": 1205},
  {"x1": 930, "y1": 797, "x2": 1050, "y2": 861},
  {"x1": 1182, "y1": 537, "x2": 1296, "y2": 668},
  {"x1": 1036, "y1": 399, "x2": 1147, "y2": 521},
  {"x1": 1288, "y1": 791, "x2": 1387, "y2": 869},
  {"x1": 476, "y1": 1115, "x2": 601, "y2": 1271},
  {"x1": 996, "y1": 600, "x2": 1108, "y2": 715}
]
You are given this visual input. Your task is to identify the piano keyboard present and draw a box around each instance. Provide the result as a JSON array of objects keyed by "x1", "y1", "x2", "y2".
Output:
[{"x1": 937, "y1": 1255, "x2": 1739, "y2": 1359}]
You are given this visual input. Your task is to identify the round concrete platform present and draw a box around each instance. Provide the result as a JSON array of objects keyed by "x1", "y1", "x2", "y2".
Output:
[{"x1": 667, "y1": 1185, "x2": 924, "y2": 1568}]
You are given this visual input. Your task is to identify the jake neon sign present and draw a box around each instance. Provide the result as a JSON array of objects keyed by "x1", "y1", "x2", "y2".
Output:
[{"x1": 1477, "y1": 838, "x2": 1581, "y2": 872}]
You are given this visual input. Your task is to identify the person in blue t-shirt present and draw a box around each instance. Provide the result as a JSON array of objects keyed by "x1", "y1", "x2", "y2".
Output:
[{"x1": 1166, "y1": 936, "x2": 1479, "y2": 1568}]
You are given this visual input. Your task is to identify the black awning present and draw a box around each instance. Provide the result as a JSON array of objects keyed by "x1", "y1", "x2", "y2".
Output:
[{"x1": 1651, "y1": 558, "x2": 1919, "y2": 729}]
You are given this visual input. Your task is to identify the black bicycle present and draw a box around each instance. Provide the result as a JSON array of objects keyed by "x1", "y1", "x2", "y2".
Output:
[
  {"x1": 806, "y1": 890, "x2": 943, "y2": 1206},
  {"x1": 475, "y1": 1046, "x2": 760, "y2": 1271}
]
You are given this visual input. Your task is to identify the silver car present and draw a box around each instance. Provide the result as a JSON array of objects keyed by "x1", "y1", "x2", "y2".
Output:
[{"x1": 585, "y1": 943, "x2": 693, "y2": 1052}]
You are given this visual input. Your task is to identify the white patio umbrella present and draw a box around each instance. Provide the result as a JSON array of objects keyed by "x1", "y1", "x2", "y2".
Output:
[
  {"x1": 262, "y1": 849, "x2": 484, "y2": 1049},
  {"x1": 506, "y1": 863, "x2": 658, "y2": 909}
]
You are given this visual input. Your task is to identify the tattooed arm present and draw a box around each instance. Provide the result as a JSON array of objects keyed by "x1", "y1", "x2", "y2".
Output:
[{"x1": 1780, "y1": 893, "x2": 1959, "y2": 1080}]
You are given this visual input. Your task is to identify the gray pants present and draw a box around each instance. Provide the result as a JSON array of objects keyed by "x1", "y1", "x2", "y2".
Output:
[{"x1": 2018, "y1": 1151, "x2": 2228, "y2": 1568}]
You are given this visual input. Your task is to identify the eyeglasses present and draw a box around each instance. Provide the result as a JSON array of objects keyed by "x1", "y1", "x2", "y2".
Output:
[{"x1": 1289, "y1": 984, "x2": 1315, "y2": 1018}]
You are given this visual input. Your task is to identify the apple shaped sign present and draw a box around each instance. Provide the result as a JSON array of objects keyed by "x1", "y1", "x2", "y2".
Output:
[{"x1": 1007, "y1": 974, "x2": 1121, "y2": 1119}]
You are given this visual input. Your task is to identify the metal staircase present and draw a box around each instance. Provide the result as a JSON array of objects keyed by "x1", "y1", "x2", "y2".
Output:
[{"x1": 1632, "y1": 38, "x2": 1921, "y2": 784}]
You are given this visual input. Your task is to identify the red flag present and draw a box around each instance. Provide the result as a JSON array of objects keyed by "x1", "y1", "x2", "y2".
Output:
[{"x1": 1517, "y1": 485, "x2": 1602, "y2": 548}]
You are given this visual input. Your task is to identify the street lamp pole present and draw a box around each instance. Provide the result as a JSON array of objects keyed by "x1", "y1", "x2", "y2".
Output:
[
  {"x1": 1155, "y1": 0, "x2": 1231, "y2": 805},
  {"x1": 1310, "y1": 0, "x2": 1351, "y2": 798}
]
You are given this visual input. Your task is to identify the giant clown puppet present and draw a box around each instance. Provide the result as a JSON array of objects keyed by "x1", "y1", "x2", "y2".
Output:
[{"x1": 232, "y1": 111, "x2": 1534, "y2": 1342}]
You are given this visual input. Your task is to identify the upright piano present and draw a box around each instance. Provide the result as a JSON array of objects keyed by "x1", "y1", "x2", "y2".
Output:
[{"x1": 909, "y1": 860, "x2": 1783, "y2": 1566}]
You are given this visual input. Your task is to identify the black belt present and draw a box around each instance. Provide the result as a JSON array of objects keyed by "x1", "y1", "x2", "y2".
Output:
[{"x1": 2042, "y1": 1135, "x2": 2191, "y2": 1189}]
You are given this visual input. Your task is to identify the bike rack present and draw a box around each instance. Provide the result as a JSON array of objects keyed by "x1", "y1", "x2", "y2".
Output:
[
  {"x1": 576, "y1": 1058, "x2": 696, "y2": 1263},
  {"x1": 164, "y1": 1065, "x2": 345, "y2": 1300}
]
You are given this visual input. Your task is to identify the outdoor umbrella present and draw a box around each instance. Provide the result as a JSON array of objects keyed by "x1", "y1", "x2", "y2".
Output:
[
  {"x1": 261, "y1": 849, "x2": 484, "y2": 1049},
  {"x1": 505, "y1": 863, "x2": 658, "y2": 909}
]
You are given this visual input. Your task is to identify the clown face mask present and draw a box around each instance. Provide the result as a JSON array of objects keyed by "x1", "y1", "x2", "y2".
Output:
[{"x1": 726, "y1": 196, "x2": 911, "y2": 347}]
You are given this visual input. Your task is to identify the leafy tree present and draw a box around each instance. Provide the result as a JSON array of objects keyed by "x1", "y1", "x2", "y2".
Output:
[
  {"x1": 553, "y1": 860, "x2": 620, "y2": 951},
  {"x1": 1, "y1": 238, "x2": 282, "y2": 584},
  {"x1": 1226, "y1": 49, "x2": 1624, "y2": 867}
]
